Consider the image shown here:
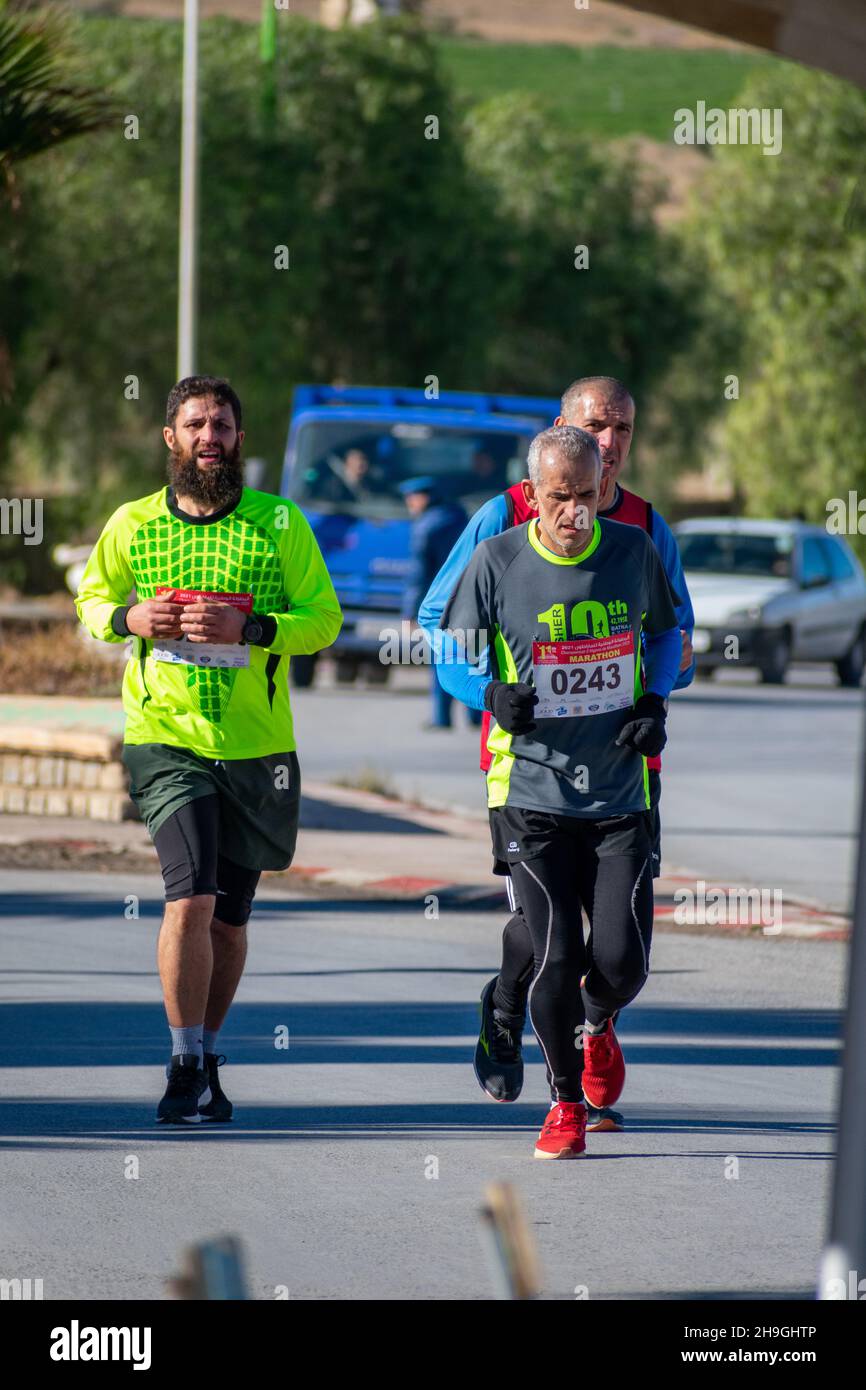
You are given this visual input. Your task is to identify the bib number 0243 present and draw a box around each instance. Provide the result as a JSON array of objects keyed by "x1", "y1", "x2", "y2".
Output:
[
  {"x1": 551, "y1": 663, "x2": 620, "y2": 696},
  {"x1": 532, "y1": 633, "x2": 635, "y2": 719}
]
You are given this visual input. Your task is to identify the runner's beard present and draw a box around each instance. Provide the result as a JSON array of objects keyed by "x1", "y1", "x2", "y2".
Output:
[{"x1": 168, "y1": 440, "x2": 244, "y2": 507}]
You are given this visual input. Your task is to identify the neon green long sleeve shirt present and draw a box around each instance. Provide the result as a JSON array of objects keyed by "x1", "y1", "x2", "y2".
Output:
[{"x1": 75, "y1": 485, "x2": 342, "y2": 758}]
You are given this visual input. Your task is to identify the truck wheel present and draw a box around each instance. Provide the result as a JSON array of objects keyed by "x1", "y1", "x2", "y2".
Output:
[
  {"x1": 758, "y1": 630, "x2": 791, "y2": 685},
  {"x1": 334, "y1": 658, "x2": 359, "y2": 685},
  {"x1": 836, "y1": 628, "x2": 866, "y2": 687},
  {"x1": 290, "y1": 654, "x2": 317, "y2": 688}
]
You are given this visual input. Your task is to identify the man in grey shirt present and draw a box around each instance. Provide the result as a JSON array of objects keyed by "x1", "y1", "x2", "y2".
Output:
[{"x1": 441, "y1": 426, "x2": 681, "y2": 1158}]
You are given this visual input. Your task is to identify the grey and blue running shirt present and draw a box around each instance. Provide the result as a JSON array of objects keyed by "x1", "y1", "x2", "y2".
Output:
[{"x1": 440, "y1": 516, "x2": 679, "y2": 817}]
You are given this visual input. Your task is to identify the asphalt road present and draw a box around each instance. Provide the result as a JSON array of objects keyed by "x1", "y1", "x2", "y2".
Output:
[
  {"x1": 292, "y1": 663, "x2": 865, "y2": 912},
  {"x1": 0, "y1": 868, "x2": 843, "y2": 1301}
]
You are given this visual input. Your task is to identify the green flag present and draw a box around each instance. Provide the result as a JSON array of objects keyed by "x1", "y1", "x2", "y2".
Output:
[
  {"x1": 260, "y1": 0, "x2": 276, "y2": 122},
  {"x1": 260, "y1": 0, "x2": 276, "y2": 65}
]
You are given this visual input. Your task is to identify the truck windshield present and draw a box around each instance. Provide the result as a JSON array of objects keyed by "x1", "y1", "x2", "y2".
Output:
[
  {"x1": 289, "y1": 420, "x2": 532, "y2": 518},
  {"x1": 678, "y1": 531, "x2": 793, "y2": 579}
]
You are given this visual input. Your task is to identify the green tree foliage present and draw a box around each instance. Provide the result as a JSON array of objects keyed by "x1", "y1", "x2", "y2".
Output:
[
  {"x1": 0, "y1": 0, "x2": 115, "y2": 464},
  {"x1": 462, "y1": 93, "x2": 696, "y2": 409},
  {"x1": 211, "y1": 16, "x2": 496, "y2": 451},
  {"x1": 0, "y1": 1, "x2": 114, "y2": 196},
  {"x1": 8, "y1": 16, "x2": 495, "y2": 508},
  {"x1": 6, "y1": 14, "x2": 699, "y2": 523},
  {"x1": 680, "y1": 65, "x2": 866, "y2": 534}
]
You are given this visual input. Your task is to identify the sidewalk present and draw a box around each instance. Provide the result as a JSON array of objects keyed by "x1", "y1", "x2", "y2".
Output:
[{"x1": 0, "y1": 779, "x2": 850, "y2": 939}]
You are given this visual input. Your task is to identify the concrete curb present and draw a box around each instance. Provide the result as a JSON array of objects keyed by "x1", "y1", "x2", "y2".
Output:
[
  {"x1": 278, "y1": 860, "x2": 850, "y2": 938},
  {"x1": 0, "y1": 779, "x2": 850, "y2": 939},
  {"x1": 652, "y1": 872, "x2": 850, "y2": 941}
]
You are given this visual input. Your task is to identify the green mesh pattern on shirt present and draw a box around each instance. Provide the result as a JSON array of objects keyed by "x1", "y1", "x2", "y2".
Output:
[{"x1": 127, "y1": 509, "x2": 285, "y2": 724}]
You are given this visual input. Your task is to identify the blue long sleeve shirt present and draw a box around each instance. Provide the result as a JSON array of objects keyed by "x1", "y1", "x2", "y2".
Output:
[{"x1": 418, "y1": 491, "x2": 695, "y2": 709}]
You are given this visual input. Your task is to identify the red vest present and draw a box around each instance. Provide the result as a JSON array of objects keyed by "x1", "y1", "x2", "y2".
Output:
[{"x1": 479, "y1": 482, "x2": 662, "y2": 772}]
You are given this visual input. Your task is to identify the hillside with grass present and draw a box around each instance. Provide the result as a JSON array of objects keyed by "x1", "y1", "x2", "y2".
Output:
[
  {"x1": 437, "y1": 39, "x2": 768, "y2": 142},
  {"x1": 72, "y1": 0, "x2": 769, "y2": 144},
  {"x1": 73, "y1": 0, "x2": 747, "y2": 51}
]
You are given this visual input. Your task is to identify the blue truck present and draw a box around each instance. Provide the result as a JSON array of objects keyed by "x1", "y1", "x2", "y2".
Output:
[{"x1": 279, "y1": 384, "x2": 559, "y2": 686}]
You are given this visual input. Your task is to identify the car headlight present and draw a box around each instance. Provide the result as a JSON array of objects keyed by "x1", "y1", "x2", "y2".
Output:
[{"x1": 726, "y1": 606, "x2": 763, "y2": 624}]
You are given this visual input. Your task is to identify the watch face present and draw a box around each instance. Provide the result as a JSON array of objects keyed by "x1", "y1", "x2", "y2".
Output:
[{"x1": 244, "y1": 618, "x2": 263, "y2": 643}]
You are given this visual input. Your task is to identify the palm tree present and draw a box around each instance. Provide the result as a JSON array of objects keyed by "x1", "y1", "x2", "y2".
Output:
[
  {"x1": 0, "y1": 4, "x2": 114, "y2": 416},
  {"x1": 0, "y1": 2, "x2": 115, "y2": 206}
]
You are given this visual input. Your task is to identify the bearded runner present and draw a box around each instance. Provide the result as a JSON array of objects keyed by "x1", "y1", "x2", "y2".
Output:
[
  {"x1": 76, "y1": 375, "x2": 342, "y2": 1124},
  {"x1": 441, "y1": 425, "x2": 681, "y2": 1159}
]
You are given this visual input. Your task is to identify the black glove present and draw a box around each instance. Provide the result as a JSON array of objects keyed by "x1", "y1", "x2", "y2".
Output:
[
  {"x1": 484, "y1": 680, "x2": 538, "y2": 735},
  {"x1": 616, "y1": 693, "x2": 668, "y2": 758}
]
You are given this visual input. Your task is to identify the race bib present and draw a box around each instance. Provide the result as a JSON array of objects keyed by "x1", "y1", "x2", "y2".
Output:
[
  {"x1": 152, "y1": 588, "x2": 253, "y2": 669},
  {"x1": 532, "y1": 633, "x2": 635, "y2": 718}
]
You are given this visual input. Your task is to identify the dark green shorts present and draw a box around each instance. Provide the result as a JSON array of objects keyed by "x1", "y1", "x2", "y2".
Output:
[{"x1": 122, "y1": 743, "x2": 301, "y2": 872}]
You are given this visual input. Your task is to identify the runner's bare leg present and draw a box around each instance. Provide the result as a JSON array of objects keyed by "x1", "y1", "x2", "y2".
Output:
[
  {"x1": 204, "y1": 918, "x2": 248, "y2": 1033},
  {"x1": 158, "y1": 895, "x2": 215, "y2": 1027}
]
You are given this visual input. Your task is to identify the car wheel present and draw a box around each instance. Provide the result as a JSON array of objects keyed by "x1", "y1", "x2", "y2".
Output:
[
  {"x1": 363, "y1": 660, "x2": 389, "y2": 686},
  {"x1": 758, "y1": 630, "x2": 791, "y2": 685},
  {"x1": 290, "y1": 654, "x2": 317, "y2": 688},
  {"x1": 836, "y1": 629, "x2": 866, "y2": 687},
  {"x1": 334, "y1": 658, "x2": 359, "y2": 685}
]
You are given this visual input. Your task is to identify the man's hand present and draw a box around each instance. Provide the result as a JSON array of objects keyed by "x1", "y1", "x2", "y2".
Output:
[
  {"x1": 679, "y1": 628, "x2": 694, "y2": 673},
  {"x1": 616, "y1": 693, "x2": 668, "y2": 758},
  {"x1": 484, "y1": 680, "x2": 538, "y2": 735},
  {"x1": 126, "y1": 592, "x2": 183, "y2": 639},
  {"x1": 179, "y1": 599, "x2": 246, "y2": 644}
]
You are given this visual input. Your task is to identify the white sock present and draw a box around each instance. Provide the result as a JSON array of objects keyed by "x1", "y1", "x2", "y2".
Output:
[{"x1": 170, "y1": 1025, "x2": 203, "y2": 1064}]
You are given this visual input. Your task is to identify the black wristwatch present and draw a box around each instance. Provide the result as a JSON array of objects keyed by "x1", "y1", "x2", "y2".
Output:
[{"x1": 240, "y1": 614, "x2": 265, "y2": 646}]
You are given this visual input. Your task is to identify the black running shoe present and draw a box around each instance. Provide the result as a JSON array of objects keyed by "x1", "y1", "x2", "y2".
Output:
[
  {"x1": 199, "y1": 1053, "x2": 233, "y2": 1122},
  {"x1": 586, "y1": 1103, "x2": 624, "y2": 1132},
  {"x1": 157, "y1": 1054, "x2": 210, "y2": 1124},
  {"x1": 473, "y1": 976, "x2": 524, "y2": 1102}
]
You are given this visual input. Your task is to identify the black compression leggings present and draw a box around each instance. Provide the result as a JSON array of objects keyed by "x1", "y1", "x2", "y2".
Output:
[
  {"x1": 152, "y1": 797, "x2": 261, "y2": 926},
  {"x1": 495, "y1": 900, "x2": 536, "y2": 1022},
  {"x1": 506, "y1": 850, "x2": 652, "y2": 1103},
  {"x1": 497, "y1": 774, "x2": 662, "y2": 1021}
]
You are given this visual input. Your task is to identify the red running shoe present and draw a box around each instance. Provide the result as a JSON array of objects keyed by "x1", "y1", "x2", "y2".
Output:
[
  {"x1": 533, "y1": 1102, "x2": 587, "y2": 1160},
  {"x1": 582, "y1": 1022, "x2": 625, "y2": 1109}
]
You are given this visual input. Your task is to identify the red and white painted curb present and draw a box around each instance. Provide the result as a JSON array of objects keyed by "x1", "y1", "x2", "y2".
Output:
[
  {"x1": 283, "y1": 863, "x2": 850, "y2": 938},
  {"x1": 653, "y1": 873, "x2": 849, "y2": 941}
]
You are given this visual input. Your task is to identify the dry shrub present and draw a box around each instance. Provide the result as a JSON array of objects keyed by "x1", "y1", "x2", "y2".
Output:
[{"x1": 0, "y1": 623, "x2": 123, "y2": 696}]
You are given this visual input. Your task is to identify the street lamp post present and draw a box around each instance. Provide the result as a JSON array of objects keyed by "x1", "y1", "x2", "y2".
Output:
[
  {"x1": 177, "y1": 0, "x2": 199, "y2": 380},
  {"x1": 820, "y1": 711, "x2": 866, "y2": 1299}
]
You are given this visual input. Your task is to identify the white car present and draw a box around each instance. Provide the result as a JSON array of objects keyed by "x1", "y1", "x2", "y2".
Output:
[{"x1": 673, "y1": 518, "x2": 866, "y2": 685}]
